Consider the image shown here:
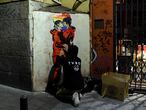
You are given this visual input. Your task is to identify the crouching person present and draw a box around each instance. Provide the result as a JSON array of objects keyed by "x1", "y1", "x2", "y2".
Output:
[{"x1": 56, "y1": 45, "x2": 84, "y2": 107}]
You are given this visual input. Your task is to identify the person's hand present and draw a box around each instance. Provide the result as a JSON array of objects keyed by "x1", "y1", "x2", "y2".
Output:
[
  {"x1": 63, "y1": 44, "x2": 69, "y2": 52},
  {"x1": 59, "y1": 49, "x2": 65, "y2": 56}
]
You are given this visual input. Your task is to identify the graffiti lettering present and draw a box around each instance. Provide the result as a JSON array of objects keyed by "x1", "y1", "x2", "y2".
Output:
[
  {"x1": 96, "y1": 30, "x2": 112, "y2": 54},
  {"x1": 95, "y1": 19, "x2": 112, "y2": 54},
  {"x1": 105, "y1": 20, "x2": 112, "y2": 29}
]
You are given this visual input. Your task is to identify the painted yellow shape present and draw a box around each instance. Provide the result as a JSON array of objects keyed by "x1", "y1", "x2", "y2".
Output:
[
  {"x1": 33, "y1": 0, "x2": 89, "y2": 13},
  {"x1": 0, "y1": 0, "x2": 19, "y2": 3},
  {"x1": 61, "y1": 0, "x2": 89, "y2": 13}
]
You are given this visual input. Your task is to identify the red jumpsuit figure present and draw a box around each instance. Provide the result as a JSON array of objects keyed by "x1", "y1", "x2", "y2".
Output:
[
  {"x1": 51, "y1": 17, "x2": 76, "y2": 64},
  {"x1": 49, "y1": 16, "x2": 76, "y2": 82},
  {"x1": 45, "y1": 13, "x2": 76, "y2": 96},
  {"x1": 50, "y1": 28, "x2": 64, "y2": 64},
  {"x1": 50, "y1": 20, "x2": 64, "y2": 81}
]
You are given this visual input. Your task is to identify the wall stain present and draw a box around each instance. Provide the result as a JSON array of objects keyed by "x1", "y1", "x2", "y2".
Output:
[
  {"x1": 91, "y1": 0, "x2": 113, "y2": 77},
  {"x1": 95, "y1": 19, "x2": 112, "y2": 54},
  {"x1": 93, "y1": 0, "x2": 106, "y2": 7}
]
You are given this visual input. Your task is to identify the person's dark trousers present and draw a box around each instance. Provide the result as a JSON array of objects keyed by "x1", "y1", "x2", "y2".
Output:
[
  {"x1": 45, "y1": 80, "x2": 58, "y2": 95},
  {"x1": 56, "y1": 87, "x2": 79, "y2": 104},
  {"x1": 80, "y1": 78, "x2": 102, "y2": 95},
  {"x1": 45, "y1": 60, "x2": 62, "y2": 95}
]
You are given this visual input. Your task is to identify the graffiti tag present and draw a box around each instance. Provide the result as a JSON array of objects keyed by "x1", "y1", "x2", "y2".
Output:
[{"x1": 94, "y1": 20, "x2": 112, "y2": 54}]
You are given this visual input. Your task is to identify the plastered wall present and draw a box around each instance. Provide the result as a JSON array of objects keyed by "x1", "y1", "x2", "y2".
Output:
[
  {"x1": 91, "y1": 0, "x2": 113, "y2": 77},
  {"x1": 32, "y1": 11, "x2": 90, "y2": 91}
]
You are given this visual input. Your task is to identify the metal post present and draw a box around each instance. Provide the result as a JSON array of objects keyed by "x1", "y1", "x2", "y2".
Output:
[{"x1": 20, "y1": 95, "x2": 28, "y2": 110}]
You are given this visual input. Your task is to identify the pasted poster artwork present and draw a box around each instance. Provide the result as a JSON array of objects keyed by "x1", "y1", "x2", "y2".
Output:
[
  {"x1": 50, "y1": 12, "x2": 76, "y2": 64},
  {"x1": 48, "y1": 12, "x2": 78, "y2": 82}
]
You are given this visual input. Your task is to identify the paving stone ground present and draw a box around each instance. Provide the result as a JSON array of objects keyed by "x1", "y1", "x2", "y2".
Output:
[{"x1": 0, "y1": 84, "x2": 146, "y2": 110}]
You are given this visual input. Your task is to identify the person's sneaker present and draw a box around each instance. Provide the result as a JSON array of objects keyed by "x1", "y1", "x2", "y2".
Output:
[{"x1": 72, "y1": 92, "x2": 80, "y2": 107}]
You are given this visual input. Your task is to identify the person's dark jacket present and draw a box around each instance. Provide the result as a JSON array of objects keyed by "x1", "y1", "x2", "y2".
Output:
[{"x1": 62, "y1": 56, "x2": 84, "y2": 90}]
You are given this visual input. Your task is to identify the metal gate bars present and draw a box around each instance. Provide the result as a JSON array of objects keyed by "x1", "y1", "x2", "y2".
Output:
[{"x1": 115, "y1": 0, "x2": 146, "y2": 93}]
